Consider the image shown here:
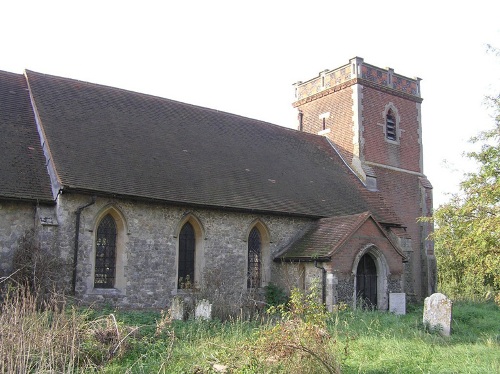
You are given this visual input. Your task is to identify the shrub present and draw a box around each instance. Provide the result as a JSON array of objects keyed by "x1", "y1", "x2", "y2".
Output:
[
  {"x1": 8, "y1": 229, "x2": 65, "y2": 303},
  {"x1": 255, "y1": 282, "x2": 341, "y2": 373},
  {"x1": 264, "y1": 283, "x2": 288, "y2": 307}
]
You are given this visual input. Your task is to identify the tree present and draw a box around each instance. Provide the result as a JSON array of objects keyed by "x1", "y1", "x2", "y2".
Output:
[{"x1": 431, "y1": 93, "x2": 500, "y2": 301}]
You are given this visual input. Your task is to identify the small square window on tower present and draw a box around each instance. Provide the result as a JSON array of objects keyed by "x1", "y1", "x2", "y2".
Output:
[{"x1": 318, "y1": 112, "x2": 331, "y2": 135}]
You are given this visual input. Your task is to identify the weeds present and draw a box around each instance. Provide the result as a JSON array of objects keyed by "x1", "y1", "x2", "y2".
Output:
[
  {"x1": 1, "y1": 282, "x2": 499, "y2": 373},
  {"x1": 0, "y1": 285, "x2": 134, "y2": 373},
  {"x1": 256, "y1": 282, "x2": 341, "y2": 373}
]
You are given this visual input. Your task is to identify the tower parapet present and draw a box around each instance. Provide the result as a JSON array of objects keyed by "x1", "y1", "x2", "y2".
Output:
[{"x1": 293, "y1": 57, "x2": 422, "y2": 108}]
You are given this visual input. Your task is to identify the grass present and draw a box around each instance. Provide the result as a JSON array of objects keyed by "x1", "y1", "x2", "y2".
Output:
[
  {"x1": 95, "y1": 301, "x2": 499, "y2": 373},
  {"x1": 1, "y1": 288, "x2": 499, "y2": 373}
]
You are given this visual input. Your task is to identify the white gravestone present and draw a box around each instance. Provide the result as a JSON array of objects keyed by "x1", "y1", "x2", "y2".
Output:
[
  {"x1": 170, "y1": 297, "x2": 184, "y2": 320},
  {"x1": 389, "y1": 293, "x2": 406, "y2": 315},
  {"x1": 195, "y1": 299, "x2": 212, "y2": 320},
  {"x1": 423, "y1": 293, "x2": 452, "y2": 336}
]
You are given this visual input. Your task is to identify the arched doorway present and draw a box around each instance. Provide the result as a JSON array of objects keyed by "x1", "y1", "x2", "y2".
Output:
[{"x1": 356, "y1": 254, "x2": 377, "y2": 308}]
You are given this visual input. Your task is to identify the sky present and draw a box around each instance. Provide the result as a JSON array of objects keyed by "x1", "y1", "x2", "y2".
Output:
[{"x1": 2, "y1": 0, "x2": 500, "y2": 208}]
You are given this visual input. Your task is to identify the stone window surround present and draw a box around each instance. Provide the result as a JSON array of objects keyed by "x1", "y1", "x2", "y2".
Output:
[
  {"x1": 174, "y1": 213, "x2": 205, "y2": 289},
  {"x1": 244, "y1": 219, "x2": 271, "y2": 289},
  {"x1": 85, "y1": 208, "x2": 275, "y2": 296},
  {"x1": 381, "y1": 103, "x2": 402, "y2": 144},
  {"x1": 351, "y1": 244, "x2": 390, "y2": 310},
  {"x1": 88, "y1": 205, "x2": 128, "y2": 295}
]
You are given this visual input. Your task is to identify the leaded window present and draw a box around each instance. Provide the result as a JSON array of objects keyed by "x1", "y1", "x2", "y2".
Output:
[
  {"x1": 247, "y1": 227, "x2": 262, "y2": 288},
  {"x1": 178, "y1": 222, "x2": 195, "y2": 288},
  {"x1": 94, "y1": 214, "x2": 117, "y2": 288},
  {"x1": 386, "y1": 109, "x2": 397, "y2": 141}
]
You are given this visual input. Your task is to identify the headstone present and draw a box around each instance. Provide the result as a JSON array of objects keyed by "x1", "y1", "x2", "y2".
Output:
[
  {"x1": 423, "y1": 293, "x2": 452, "y2": 336},
  {"x1": 195, "y1": 299, "x2": 212, "y2": 320},
  {"x1": 389, "y1": 293, "x2": 406, "y2": 315},
  {"x1": 170, "y1": 296, "x2": 184, "y2": 320}
]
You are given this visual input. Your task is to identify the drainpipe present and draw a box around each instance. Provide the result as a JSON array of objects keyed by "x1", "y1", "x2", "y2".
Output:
[
  {"x1": 72, "y1": 197, "x2": 96, "y2": 294},
  {"x1": 314, "y1": 261, "x2": 327, "y2": 305}
]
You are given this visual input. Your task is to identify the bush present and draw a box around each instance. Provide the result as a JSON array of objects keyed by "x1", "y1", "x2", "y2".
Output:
[
  {"x1": 264, "y1": 283, "x2": 288, "y2": 307},
  {"x1": 254, "y1": 282, "x2": 341, "y2": 373},
  {"x1": 8, "y1": 229, "x2": 65, "y2": 302}
]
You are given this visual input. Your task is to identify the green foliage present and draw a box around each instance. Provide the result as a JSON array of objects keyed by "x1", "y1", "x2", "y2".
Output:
[
  {"x1": 4, "y1": 286, "x2": 499, "y2": 373},
  {"x1": 260, "y1": 282, "x2": 340, "y2": 373},
  {"x1": 264, "y1": 282, "x2": 288, "y2": 307},
  {"x1": 429, "y1": 92, "x2": 500, "y2": 302}
]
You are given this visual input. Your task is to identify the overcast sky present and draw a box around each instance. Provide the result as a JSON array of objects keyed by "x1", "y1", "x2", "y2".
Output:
[{"x1": 2, "y1": 0, "x2": 500, "y2": 208}]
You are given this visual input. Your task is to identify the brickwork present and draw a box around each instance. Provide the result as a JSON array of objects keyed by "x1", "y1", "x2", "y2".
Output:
[
  {"x1": 326, "y1": 217, "x2": 404, "y2": 308},
  {"x1": 294, "y1": 58, "x2": 435, "y2": 301},
  {"x1": 297, "y1": 87, "x2": 356, "y2": 163},
  {"x1": 361, "y1": 87, "x2": 421, "y2": 172},
  {"x1": 327, "y1": 218, "x2": 404, "y2": 277}
]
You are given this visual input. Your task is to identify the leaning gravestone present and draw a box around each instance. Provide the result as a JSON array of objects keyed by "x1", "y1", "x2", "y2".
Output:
[
  {"x1": 423, "y1": 293, "x2": 452, "y2": 336},
  {"x1": 195, "y1": 299, "x2": 212, "y2": 320},
  {"x1": 170, "y1": 296, "x2": 184, "y2": 320},
  {"x1": 389, "y1": 293, "x2": 406, "y2": 315}
]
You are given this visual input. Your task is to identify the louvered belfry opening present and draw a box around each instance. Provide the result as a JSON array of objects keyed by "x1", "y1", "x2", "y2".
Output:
[
  {"x1": 94, "y1": 214, "x2": 117, "y2": 288},
  {"x1": 356, "y1": 254, "x2": 377, "y2": 308},
  {"x1": 386, "y1": 110, "x2": 397, "y2": 141},
  {"x1": 247, "y1": 227, "x2": 262, "y2": 288},
  {"x1": 178, "y1": 222, "x2": 195, "y2": 288}
]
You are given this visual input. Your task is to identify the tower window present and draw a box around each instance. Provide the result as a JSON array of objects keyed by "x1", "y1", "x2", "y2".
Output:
[
  {"x1": 386, "y1": 110, "x2": 397, "y2": 141},
  {"x1": 319, "y1": 112, "x2": 330, "y2": 133}
]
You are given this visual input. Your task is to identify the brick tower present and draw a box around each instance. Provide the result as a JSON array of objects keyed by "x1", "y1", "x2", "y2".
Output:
[{"x1": 293, "y1": 57, "x2": 436, "y2": 301}]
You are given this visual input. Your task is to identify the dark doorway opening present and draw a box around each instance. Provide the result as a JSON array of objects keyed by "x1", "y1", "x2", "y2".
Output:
[{"x1": 356, "y1": 254, "x2": 377, "y2": 308}]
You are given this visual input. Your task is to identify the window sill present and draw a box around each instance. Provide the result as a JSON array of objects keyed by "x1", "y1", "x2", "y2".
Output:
[{"x1": 90, "y1": 287, "x2": 124, "y2": 295}]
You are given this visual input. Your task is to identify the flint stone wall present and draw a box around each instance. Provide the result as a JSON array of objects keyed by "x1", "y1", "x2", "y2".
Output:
[
  {"x1": 58, "y1": 194, "x2": 312, "y2": 309},
  {"x1": 0, "y1": 201, "x2": 36, "y2": 276}
]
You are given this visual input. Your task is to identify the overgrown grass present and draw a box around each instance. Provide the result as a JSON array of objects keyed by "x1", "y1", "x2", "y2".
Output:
[
  {"x1": 335, "y1": 302, "x2": 500, "y2": 373},
  {"x1": 100, "y1": 301, "x2": 499, "y2": 373},
  {"x1": 1, "y1": 288, "x2": 499, "y2": 373}
]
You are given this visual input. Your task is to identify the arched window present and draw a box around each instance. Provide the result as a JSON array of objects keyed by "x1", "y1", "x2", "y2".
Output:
[
  {"x1": 386, "y1": 109, "x2": 397, "y2": 141},
  {"x1": 94, "y1": 214, "x2": 117, "y2": 288},
  {"x1": 178, "y1": 222, "x2": 195, "y2": 288},
  {"x1": 247, "y1": 227, "x2": 262, "y2": 288}
]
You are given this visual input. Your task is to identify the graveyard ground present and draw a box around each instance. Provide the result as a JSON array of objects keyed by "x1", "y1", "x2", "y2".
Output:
[{"x1": 97, "y1": 301, "x2": 499, "y2": 373}]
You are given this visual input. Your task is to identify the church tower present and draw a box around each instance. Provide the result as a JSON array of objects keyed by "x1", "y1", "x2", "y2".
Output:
[{"x1": 293, "y1": 57, "x2": 435, "y2": 301}]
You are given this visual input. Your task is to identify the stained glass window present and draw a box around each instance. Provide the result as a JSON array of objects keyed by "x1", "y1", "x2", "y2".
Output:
[
  {"x1": 94, "y1": 214, "x2": 117, "y2": 288},
  {"x1": 247, "y1": 227, "x2": 262, "y2": 288}
]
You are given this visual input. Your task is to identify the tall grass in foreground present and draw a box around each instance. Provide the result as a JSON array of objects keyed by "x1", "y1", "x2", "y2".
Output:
[
  {"x1": 101, "y1": 301, "x2": 500, "y2": 373},
  {"x1": 1, "y1": 284, "x2": 499, "y2": 373},
  {"x1": 0, "y1": 286, "x2": 131, "y2": 373},
  {"x1": 0, "y1": 287, "x2": 82, "y2": 373}
]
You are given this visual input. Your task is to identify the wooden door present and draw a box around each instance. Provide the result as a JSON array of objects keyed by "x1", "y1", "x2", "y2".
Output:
[{"x1": 356, "y1": 254, "x2": 377, "y2": 308}]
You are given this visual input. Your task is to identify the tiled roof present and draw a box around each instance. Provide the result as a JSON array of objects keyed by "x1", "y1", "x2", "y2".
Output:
[
  {"x1": 275, "y1": 212, "x2": 372, "y2": 260},
  {"x1": 276, "y1": 212, "x2": 402, "y2": 260},
  {"x1": 0, "y1": 70, "x2": 53, "y2": 202},
  {"x1": 23, "y1": 70, "x2": 401, "y2": 221}
]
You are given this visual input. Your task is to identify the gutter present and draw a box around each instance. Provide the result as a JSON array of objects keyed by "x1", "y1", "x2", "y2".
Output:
[{"x1": 72, "y1": 196, "x2": 96, "y2": 295}]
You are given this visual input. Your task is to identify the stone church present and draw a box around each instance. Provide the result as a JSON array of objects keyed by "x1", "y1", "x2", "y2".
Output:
[{"x1": 0, "y1": 57, "x2": 435, "y2": 311}]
